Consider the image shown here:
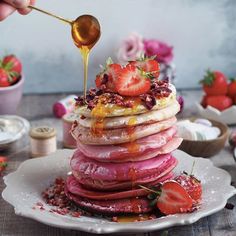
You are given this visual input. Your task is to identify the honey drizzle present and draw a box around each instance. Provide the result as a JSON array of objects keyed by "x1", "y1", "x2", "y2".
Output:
[
  {"x1": 114, "y1": 214, "x2": 156, "y2": 223},
  {"x1": 80, "y1": 46, "x2": 90, "y2": 101},
  {"x1": 125, "y1": 117, "x2": 140, "y2": 153}
]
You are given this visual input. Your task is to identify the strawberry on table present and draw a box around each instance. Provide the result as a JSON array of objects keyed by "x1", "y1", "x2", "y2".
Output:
[
  {"x1": 200, "y1": 70, "x2": 228, "y2": 96},
  {"x1": 115, "y1": 64, "x2": 151, "y2": 96},
  {"x1": 0, "y1": 156, "x2": 8, "y2": 173},
  {"x1": 0, "y1": 68, "x2": 10, "y2": 87},
  {"x1": 206, "y1": 95, "x2": 232, "y2": 111},
  {"x1": 228, "y1": 78, "x2": 236, "y2": 99},
  {"x1": 156, "y1": 181, "x2": 193, "y2": 215},
  {"x1": 95, "y1": 58, "x2": 122, "y2": 92},
  {"x1": 175, "y1": 173, "x2": 202, "y2": 202},
  {"x1": 129, "y1": 56, "x2": 160, "y2": 78}
]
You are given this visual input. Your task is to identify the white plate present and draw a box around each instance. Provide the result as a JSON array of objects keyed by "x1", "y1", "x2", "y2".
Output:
[
  {"x1": 196, "y1": 103, "x2": 236, "y2": 125},
  {"x1": 2, "y1": 149, "x2": 236, "y2": 234},
  {"x1": 0, "y1": 115, "x2": 30, "y2": 149}
]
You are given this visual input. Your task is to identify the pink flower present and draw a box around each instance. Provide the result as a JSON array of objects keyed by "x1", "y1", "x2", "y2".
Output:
[
  {"x1": 144, "y1": 39, "x2": 173, "y2": 64},
  {"x1": 117, "y1": 33, "x2": 145, "y2": 64}
]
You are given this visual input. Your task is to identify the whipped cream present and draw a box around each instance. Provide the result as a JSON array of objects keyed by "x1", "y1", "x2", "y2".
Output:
[{"x1": 177, "y1": 119, "x2": 220, "y2": 141}]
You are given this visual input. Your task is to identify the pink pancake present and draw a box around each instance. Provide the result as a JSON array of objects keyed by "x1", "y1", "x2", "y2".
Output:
[
  {"x1": 73, "y1": 161, "x2": 176, "y2": 191},
  {"x1": 65, "y1": 185, "x2": 152, "y2": 214},
  {"x1": 66, "y1": 173, "x2": 174, "y2": 200},
  {"x1": 76, "y1": 126, "x2": 177, "y2": 161},
  {"x1": 121, "y1": 137, "x2": 182, "y2": 162},
  {"x1": 71, "y1": 117, "x2": 177, "y2": 145},
  {"x1": 71, "y1": 151, "x2": 177, "y2": 190},
  {"x1": 78, "y1": 136, "x2": 182, "y2": 163}
]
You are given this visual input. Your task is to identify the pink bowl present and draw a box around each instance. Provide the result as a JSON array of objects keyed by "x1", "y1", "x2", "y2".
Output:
[{"x1": 0, "y1": 77, "x2": 24, "y2": 115}]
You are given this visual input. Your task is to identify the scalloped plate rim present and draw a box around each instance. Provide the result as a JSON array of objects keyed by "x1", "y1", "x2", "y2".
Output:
[{"x1": 2, "y1": 149, "x2": 236, "y2": 234}]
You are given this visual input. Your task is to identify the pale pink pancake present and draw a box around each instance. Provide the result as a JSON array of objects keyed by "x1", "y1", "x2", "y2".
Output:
[
  {"x1": 71, "y1": 116, "x2": 177, "y2": 145},
  {"x1": 76, "y1": 126, "x2": 177, "y2": 161}
]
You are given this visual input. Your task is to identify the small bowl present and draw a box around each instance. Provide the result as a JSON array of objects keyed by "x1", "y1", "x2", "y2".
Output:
[
  {"x1": 178, "y1": 118, "x2": 229, "y2": 158},
  {"x1": 0, "y1": 77, "x2": 24, "y2": 115},
  {"x1": 196, "y1": 103, "x2": 236, "y2": 125}
]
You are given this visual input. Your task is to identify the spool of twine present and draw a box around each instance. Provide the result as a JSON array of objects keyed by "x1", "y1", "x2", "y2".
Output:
[{"x1": 29, "y1": 126, "x2": 57, "y2": 157}]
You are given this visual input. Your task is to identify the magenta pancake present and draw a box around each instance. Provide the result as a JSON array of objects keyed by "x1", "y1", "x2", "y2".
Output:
[
  {"x1": 66, "y1": 173, "x2": 174, "y2": 200},
  {"x1": 71, "y1": 151, "x2": 177, "y2": 190},
  {"x1": 65, "y1": 184, "x2": 152, "y2": 214},
  {"x1": 76, "y1": 126, "x2": 177, "y2": 161}
]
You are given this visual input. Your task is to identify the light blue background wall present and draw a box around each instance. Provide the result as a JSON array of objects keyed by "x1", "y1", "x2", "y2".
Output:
[{"x1": 0, "y1": 0, "x2": 235, "y2": 93}]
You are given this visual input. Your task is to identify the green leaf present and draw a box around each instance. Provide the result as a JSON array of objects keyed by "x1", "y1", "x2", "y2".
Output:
[
  {"x1": 229, "y1": 77, "x2": 236, "y2": 82},
  {"x1": 149, "y1": 198, "x2": 158, "y2": 207},
  {"x1": 136, "y1": 54, "x2": 157, "y2": 62},
  {"x1": 0, "y1": 162, "x2": 7, "y2": 168},
  {"x1": 147, "y1": 193, "x2": 157, "y2": 200},
  {"x1": 3, "y1": 61, "x2": 13, "y2": 71},
  {"x1": 199, "y1": 69, "x2": 215, "y2": 86},
  {"x1": 106, "y1": 57, "x2": 113, "y2": 66}
]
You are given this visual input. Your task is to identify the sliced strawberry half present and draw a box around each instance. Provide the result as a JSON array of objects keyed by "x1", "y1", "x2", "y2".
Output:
[
  {"x1": 129, "y1": 58, "x2": 160, "y2": 78},
  {"x1": 95, "y1": 59, "x2": 122, "y2": 92},
  {"x1": 115, "y1": 64, "x2": 151, "y2": 96},
  {"x1": 157, "y1": 181, "x2": 193, "y2": 215}
]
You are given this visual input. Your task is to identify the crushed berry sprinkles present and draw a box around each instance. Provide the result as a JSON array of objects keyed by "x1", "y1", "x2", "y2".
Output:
[{"x1": 75, "y1": 78, "x2": 172, "y2": 111}]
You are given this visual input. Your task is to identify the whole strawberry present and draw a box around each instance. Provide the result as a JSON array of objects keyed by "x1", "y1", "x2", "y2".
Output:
[
  {"x1": 0, "y1": 68, "x2": 10, "y2": 87},
  {"x1": 0, "y1": 156, "x2": 7, "y2": 173},
  {"x1": 175, "y1": 172, "x2": 202, "y2": 202},
  {"x1": 95, "y1": 58, "x2": 121, "y2": 92},
  {"x1": 200, "y1": 70, "x2": 228, "y2": 96},
  {"x1": 3, "y1": 55, "x2": 22, "y2": 74},
  {"x1": 206, "y1": 95, "x2": 232, "y2": 111},
  {"x1": 129, "y1": 56, "x2": 160, "y2": 78},
  {"x1": 228, "y1": 78, "x2": 236, "y2": 99}
]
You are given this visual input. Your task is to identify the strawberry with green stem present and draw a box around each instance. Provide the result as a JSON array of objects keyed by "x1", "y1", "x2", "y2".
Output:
[
  {"x1": 200, "y1": 69, "x2": 228, "y2": 96},
  {"x1": 95, "y1": 57, "x2": 122, "y2": 92},
  {"x1": 140, "y1": 181, "x2": 193, "y2": 215},
  {"x1": 0, "y1": 55, "x2": 22, "y2": 86},
  {"x1": 139, "y1": 161, "x2": 202, "y2": 215},
  {"x1": 129, "y1": 55, "x2": 160, "y2": 79},
  {"x1": 0, "y1": 156, "x2": 8, "y2": 173}
]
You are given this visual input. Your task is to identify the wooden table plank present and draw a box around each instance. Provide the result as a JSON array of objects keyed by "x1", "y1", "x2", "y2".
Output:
[{"x1": 0, "y1": 92, "x2": 236, "y2": 236}]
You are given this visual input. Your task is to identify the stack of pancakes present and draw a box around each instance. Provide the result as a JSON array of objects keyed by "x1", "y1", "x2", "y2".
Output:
[{"x1": 65, "y1": 84, "x2": 182, "y2": 215}]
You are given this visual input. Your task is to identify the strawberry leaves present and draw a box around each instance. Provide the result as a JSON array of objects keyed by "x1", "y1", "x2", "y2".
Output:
[{"x1": 200, "y1": 69, "x2": 215, "y2": 86}]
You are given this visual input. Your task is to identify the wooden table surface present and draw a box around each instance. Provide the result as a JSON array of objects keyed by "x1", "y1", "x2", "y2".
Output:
[{"x1": 1, "y1": 91, "x2": 236, "y2": 236}]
